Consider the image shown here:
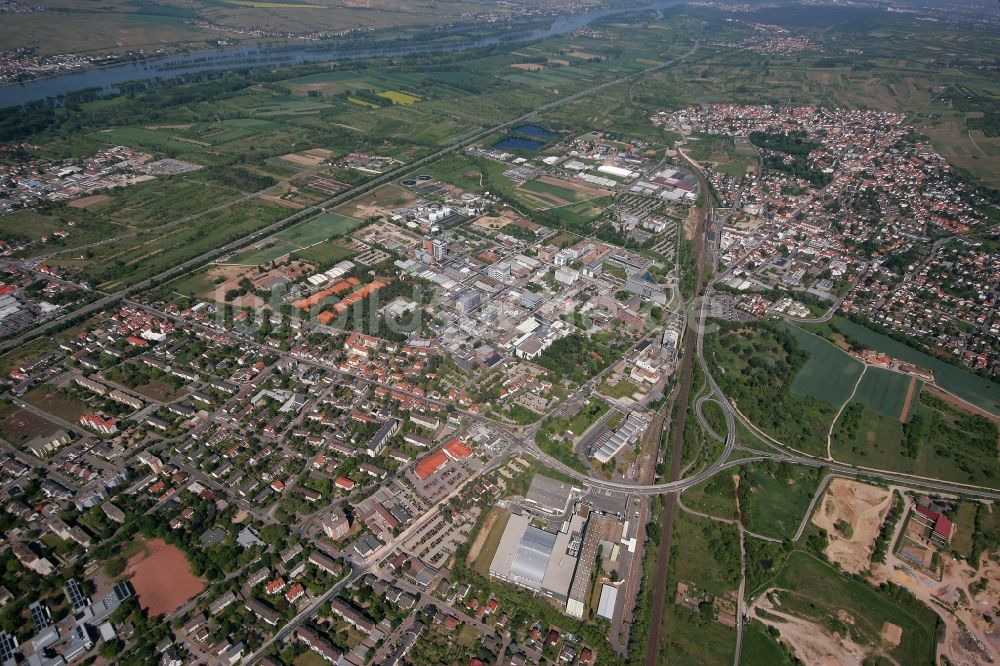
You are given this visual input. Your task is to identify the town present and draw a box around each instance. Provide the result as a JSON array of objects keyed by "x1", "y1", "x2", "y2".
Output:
[{"x1": 1, "y1": 2, "x2": 999, "y2": 666}]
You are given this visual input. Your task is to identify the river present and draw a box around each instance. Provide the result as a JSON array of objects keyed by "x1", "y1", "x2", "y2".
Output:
[{"x1": 0, "y1": 1, "x2": 684, "y2": 107}]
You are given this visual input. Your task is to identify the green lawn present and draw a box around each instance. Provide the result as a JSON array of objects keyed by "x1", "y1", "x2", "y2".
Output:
[
  {"x1": 597, "y1": 379, "x2": 638, "y2": 399},
  {"x1": 740, "y1": 620, "x2": 797, "y2": 666}
]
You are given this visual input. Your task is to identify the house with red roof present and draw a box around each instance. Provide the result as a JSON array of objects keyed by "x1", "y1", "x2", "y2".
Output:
[{"x1": 915, "y1": 506, "x2": 954, "y2": 544}]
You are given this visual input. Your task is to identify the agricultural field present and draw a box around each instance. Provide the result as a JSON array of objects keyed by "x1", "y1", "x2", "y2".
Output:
[
  {"x1": 829, "y1": 318, "x2": 1000, "y2": 417},
  {"x1": 781, "y1": 323, "x2": 864, "y2": 407},
  {"x1": 46, "y1": 198, "x2": 290, "y2": 289},
  {"x1": 378, "y1": 91, "x2": 421, "y2": 105},
  {"x1": 853, "y1": 367, "x2": 914, "y2": 421},
  {"x1": 516, "y1": 176, "x2": 611, "y2": 209}
]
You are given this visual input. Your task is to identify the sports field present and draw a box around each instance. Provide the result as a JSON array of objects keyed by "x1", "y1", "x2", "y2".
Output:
[
  {"x1": 853, "y1": 367, "x2": 913, "y2": 420},
  {"x1": 783, "y1": 324, "x2": 864, "y2": 406},
  {"x1": 294, "y1": 241, "x2": 354, "y2": 266},
  {"x1": 127, "y1": 538, "x2": 205, "y2": 617},
  {"x1": 229, "y1": 242, "x2": 296, "y2": 266},
  {"x1": 230, "y1": 212, "x2": 361, "y2": 266},
  {"x1": 276, "y1": 211, "x2": 362, "y2": 246}
]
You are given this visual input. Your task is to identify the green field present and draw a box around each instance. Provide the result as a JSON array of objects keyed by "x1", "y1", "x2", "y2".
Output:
[
  {"x1": 831, "y1": 318, "x2": 1000, "y2": 417},
  {"x1": 228, "y1": 211, "x2": 361, "y2": 266},
  {"x1": 90, "y1": 126, "x2": 207, "y2": 153},
  {"x1": 705, "y1": 322, "x2": 839, "y2": 456},
  {"x1": 683, "y1": 474, "x2": 738, "y2": 521},
  {"x1": 782, "y1": 323, "x2": 864, "y2": 406},
  {"x1": 853, "y1": 367, "x2": 913, "y2": 420},
  {"x1": 950, "y1": 502, "x2": 978, "y2": 558},
  {"x1": 833, "y1": 390, "x2": 1000, "y2": 489},
  {"x1": 739, "y1": 462, "x2": 823, "y2": 541},
  {"x1": 740, "y1": 621, "x2": 797, "y2": 666},
  {"x1": 276, "y1": 211, "x2": 363, "y2": 246},
  {"x1": 658, "y1": 510, "x2": 739, "y2": 665},
  {"x1": 772, "y1": 551, "x2": 939, "y2": 665},
  {"x1": 471, "y1": 507, "x2": 510, "y2": 577},
  {"x1": 293, "y1": 241, "x2": 355, "y2": 266},
  {"x1": 229, "y1": 241, "x2": 296, "y2": 266},
  {"x1": 520, "y1": 178, "x2": 588, "y2": 202},
  {"x1": 378, "y1": 90, "x2": 421, "y2": 105}
]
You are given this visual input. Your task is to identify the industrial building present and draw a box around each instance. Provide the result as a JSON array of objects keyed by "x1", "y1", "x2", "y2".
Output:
[
  {"x1": 592, "y1": 412, "x2": 651, "y2": 463},
  {"x1": 488, "y1": 512, "x2": 584, "y2": 603},
  {"x1": 523, "y1": 475, "x2": 576, "y2": 516}
]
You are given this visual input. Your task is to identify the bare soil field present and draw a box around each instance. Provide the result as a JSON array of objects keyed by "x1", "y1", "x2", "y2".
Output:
[
  {"x1": 881, "y1": 622, "x2": 902, "y2": 647},
  {"x1": 335, "y1": 183, "x2": 416, "y2": 220},
  {"x1": 537, "y1": 174, "x2": 611, "y2": 199},
  {"x1": 811, "y1": 478, "x2": 892, "y2": 573},
  {"x1": 751, "y1": 596, "x2": 868, "y2": 665},
  {"x1": 900, "y1": 377, "x2": 918, "y2": 422},
  {"x1": 127, "y1": 538, "x2": 204, "y2": 617},
  {"x1": 259, "y1": 194, "x2": 305, "y2": 209},
  {"x1": 197, "y1": 262, "x2": 313, "y2": 304},
  {"x1": 68, "y1": 194, "x2": 111, "y2": 209},
  {"x1": 472, "y1": 209, "x2": 522, "y2": 231},
  {"x1": 0, "y1": 408, "x2": 60, "y2": 444},
  {"x1": 282, "y1": 152, "x2": 326, "y2": 167}
]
